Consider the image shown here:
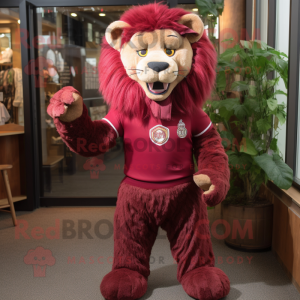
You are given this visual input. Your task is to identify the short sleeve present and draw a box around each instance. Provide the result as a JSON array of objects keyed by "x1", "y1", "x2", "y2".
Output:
[
  {"x1": 102, "y1": 108, "x2": 124, "y2": 138},
  {"x1": 192, "y1": 109, "x2": 213, "y2": 137}
]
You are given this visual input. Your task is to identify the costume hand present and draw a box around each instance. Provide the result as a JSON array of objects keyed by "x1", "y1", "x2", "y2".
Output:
[
  {"x1": 47, "y1": 86, "x2": 83, "y2": 122},
  {"x1": 193, "y1": 173, "x2": 220, "y2": 206},
  {"x1": 193, "y1": 174, "x2": 215, "y2": 194}
]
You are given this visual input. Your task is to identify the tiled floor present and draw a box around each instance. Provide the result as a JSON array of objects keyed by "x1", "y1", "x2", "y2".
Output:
[{"x1": 0, "y1": 206, "x2": 299, "y2": 300}]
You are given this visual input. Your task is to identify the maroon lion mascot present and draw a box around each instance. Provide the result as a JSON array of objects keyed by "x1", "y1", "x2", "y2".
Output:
[{"x1": 47, "y1": 3, "x2": 230, "y2": 300}]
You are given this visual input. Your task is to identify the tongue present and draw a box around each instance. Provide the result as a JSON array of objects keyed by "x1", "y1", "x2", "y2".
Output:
[{"x1": 148, "y1": 82, "x2": 168, "y2": 94}]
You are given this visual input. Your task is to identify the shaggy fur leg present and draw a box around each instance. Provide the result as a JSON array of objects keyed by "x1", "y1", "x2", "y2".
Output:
[
  {"x1": 100, "y1": 183, "x2": 160, "y2": 300},
  {"x1": 180, "y1": 267, "x2": 230, "y2": 300},
  {"x1": 161, "y1": 183, "x2": 230, "y2": 299},
  {"x1": 161, "y1": 183, "x2": 215, "y2": 281},
  {"x1": 99, "y1": 182, "x2": 230, "y2": 300},
  {"x1": 100, "y1": 268, "x2": 147, "y2": 300}
]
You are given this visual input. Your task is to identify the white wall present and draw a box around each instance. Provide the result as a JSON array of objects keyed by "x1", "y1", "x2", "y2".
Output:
[
  {"x1": 259, "y1": 0, "x2": 268, "y2": 44},
  {"x1": 275, "y1": 0, "x2": 290, "y2": 161}
]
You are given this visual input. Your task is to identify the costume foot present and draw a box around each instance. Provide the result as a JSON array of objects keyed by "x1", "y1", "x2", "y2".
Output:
[
  {"x1": 181, "y1": 267, "x2": 230, "y2": 300},
  {"x1": 100, "y1": 268, "x2": 147, "y2": 300}
]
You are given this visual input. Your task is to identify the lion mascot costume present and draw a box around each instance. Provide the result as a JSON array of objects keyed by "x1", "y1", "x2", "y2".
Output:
[{"x1": 47, "y1": 3, "x2": 230, "y2": 300}]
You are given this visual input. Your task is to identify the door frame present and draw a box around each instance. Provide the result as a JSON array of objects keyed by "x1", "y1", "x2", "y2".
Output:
[{"x1": 16, "y1": 1, "x2": 41, "y2": 211}]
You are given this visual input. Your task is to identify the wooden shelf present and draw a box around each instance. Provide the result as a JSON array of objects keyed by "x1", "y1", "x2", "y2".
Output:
[
  {"x1": 0, "y1": 195, "x2": 27, "y2": 208},
  {"x1": 0, "y1": 124, "x2": 24, "y2": 136},
  {"x1": 0, "y1": 131, "x2": 24, "y2": 136}
]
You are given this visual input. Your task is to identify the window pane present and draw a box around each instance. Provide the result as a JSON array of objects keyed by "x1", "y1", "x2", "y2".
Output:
[
  {"x1": 0, "y1": 8, "x2": 26, "y2": 204},
  {"x1": 295, "y1": 63, "x2": 300, "y2": 184},
  {"x1": 36, "y1": 6, "x2": 130, "y2": 197},
  {"x1": 0, "y1": 8, "x2": 24, "y2": 126},
  {"x1": 275, "y1": 0, "x2": 290, "y2": 161},
  {"x1": 256, "y1": 0, "x2": 268, "y2": 44}
]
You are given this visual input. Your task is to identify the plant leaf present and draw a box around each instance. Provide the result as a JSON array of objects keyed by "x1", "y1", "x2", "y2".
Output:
[
  {"x1": 219, "y1": 107, "x2": 232, "y2": 120},
  {"x1": 234, "y1": 104, "x2": 251, "y2": 119},
  {"x1": 253, "y1": 139, "x2": 265, "y2": 152},
  {"x1": 196, "y1": 0, "x2": 219, "y2": 17},
  {"x1": 240, "y1": 137, "x2": 258, "y2": 155},
  {"x1": 228, "y1": 152, "x2": 253, "y2": 173},
  {"x1": 276, "y1": 111, "x2": 286, "y2": 125},
  {"x1": 210, "y1": 112, "x2": 222, "y2": 123},
  {"x1": 240, "y1": 40, "x2": 250, "y2": 49},
  {"x1": 267, "y1": 77, "x2": 280, "y2": 89},
  {"x1": 244, "y1": 97, "x2": 259, "y2": 111},
  {"x1": 217, "y1": 98, "x2": 240, "y2": 111},
  {"x1": 220, "y1": 131, "x2": 235, "y2": 149},
  {"x1": 273, "y1": 90, "x2": 287, "y2": 97},
  {"x1": 267, "y1": 98, "x2": 278, "y2": 111},
  {"x1": 270, "y1": 138, "x2": 278, "y2": 151},
  {"x1": 231, "y1": 81, "x2": 250, "y2": 92},
  {"x1": 219, "y1": 44, "x2": 241, "y2": 61},
  {"x1": 222, "y1": 38, "x2": 234, "y2": 43},
  {"x1": 248, "y1": 85, "x2": 256, "y2": 97},
  {"x1": 254, "y1": 153, "x2": 293, "y2": 189},
  {"x1": 216, "y1": 71, "x2": 226, "y2": 91},
  {"x1": 257, "y1": 119, "x2": 271, "y2": 133}
]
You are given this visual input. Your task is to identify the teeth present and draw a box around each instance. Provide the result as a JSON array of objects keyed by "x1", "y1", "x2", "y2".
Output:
[{"x1": 148, "y1": 82, "x2": 169, "y2": 94}]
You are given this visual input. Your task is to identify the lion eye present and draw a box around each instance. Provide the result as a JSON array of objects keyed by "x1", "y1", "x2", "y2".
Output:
[
  {"x1": 164, "y1": 49, "x2": 175, "y2": 57},
  {"x1": 137, "y1": 49, "x2": 148, "y2": 57}
]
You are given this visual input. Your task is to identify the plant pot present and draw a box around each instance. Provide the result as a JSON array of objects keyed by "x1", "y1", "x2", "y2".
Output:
[{"x1": 221, "y1": 201, "x2": 273, "y2": 251}]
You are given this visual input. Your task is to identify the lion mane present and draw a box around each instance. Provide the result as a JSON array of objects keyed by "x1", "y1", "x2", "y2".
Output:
[{"x1": 98, "y1": 3, "x2": 216, "y2": 120}]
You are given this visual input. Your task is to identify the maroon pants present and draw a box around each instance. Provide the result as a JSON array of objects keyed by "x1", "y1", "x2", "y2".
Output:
[{"x1": 112, "y1": 181, "x2": 214, "y2": 282}]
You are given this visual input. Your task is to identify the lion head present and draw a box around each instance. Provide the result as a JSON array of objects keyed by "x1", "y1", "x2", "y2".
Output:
[{"x1": 99, "y1": 3, "x2": 216, "y2": 119}]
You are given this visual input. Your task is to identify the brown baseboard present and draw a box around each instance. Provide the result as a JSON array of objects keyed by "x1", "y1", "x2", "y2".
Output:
[{"x1": 272, "y1": 248, "x2": 300, "y2": 294}]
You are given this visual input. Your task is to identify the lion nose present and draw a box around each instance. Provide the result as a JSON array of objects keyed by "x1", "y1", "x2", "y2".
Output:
[{"x1": 147, "y1": 62, "x2": 169, "y2": 72}]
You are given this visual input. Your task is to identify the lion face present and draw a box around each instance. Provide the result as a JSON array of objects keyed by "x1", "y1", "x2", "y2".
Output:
[
  {"x1": 119, "y1": 29, "x2": 193, "y2": 101},
  {"x1": 105, "y1": 13, "x2": 204, "y2": 102}
]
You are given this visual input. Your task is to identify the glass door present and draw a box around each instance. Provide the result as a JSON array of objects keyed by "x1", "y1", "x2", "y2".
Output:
[
  {"x1": 34, "y1": 6, "x2": 131, "y2": 200},
  {"x1": 0, "y1": 7, "x2": 28, "y2": 208}
]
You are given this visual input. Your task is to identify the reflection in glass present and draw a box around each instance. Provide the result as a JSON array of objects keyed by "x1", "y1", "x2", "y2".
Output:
[
  {"x1": 0, "y1": 8, "x2": 26, "y2": 207},
  {"x1": 0, "y1": 8, "x2": 24, "y2": 126},
  {"x1": 36, "y1": 6, "x2": 130, "y2": 197}
]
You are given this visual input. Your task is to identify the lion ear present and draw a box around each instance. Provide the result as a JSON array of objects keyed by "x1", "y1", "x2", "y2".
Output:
[
  {"x1": 178, "y1": 14, "x2": 204, "y2": 43},
  {"x1": 105, "y1": 21, "x2": 131, "y2": 51}
]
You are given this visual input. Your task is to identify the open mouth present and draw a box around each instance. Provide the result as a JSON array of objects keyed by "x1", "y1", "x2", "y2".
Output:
[{"x1": 147, "y1": 81, "x2": 170, "y2": 95}]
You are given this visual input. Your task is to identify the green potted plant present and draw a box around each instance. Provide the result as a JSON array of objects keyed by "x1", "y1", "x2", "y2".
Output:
[{"x1": 205, "y1": 40, "x2": 293, "y2": 250}]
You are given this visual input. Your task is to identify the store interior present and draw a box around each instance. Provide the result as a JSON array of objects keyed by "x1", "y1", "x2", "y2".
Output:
[
  {"x1": 37, "y1": 6, "x2": 133, "y2": 198},
  {"x1": 0, "y1": 8, "x2": 26, "y2": 211}
]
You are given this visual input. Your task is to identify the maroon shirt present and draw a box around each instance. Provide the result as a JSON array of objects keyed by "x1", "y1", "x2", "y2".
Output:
[{"x1": 103, "y1": 108, "x2": 212, "y2": 189}]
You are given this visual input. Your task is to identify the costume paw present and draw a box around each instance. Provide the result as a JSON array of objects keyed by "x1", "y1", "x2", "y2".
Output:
[
  {"x1": 194, "y1": 174, "x2": 228, "y2": 207},
  {"x1": 181, "y1": 267, "x2": 230, "y2": 300},
  {"x1": 47, "y1": 86, "x2": 83, "y2": 122},
  {"x1": 193, "y1": 174, "x2": 212, "y2": 191},
  {"x1": 100, "y1": 268, "x2": 147, "y2": 300}
]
